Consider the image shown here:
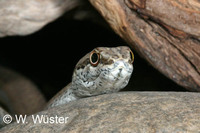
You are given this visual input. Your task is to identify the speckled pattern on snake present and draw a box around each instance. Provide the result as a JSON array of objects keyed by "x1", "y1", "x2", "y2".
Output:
[{"x1": 46, "y1": 46, "x2": 134, "y2": 108}]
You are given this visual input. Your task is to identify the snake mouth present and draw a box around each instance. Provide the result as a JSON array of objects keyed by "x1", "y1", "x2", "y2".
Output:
[{"x1": 100, "y1": 66, "x2": 130, "y2": 82}]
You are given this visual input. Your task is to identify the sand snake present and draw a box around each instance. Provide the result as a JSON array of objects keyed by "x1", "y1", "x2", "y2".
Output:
[{"x1": 0, "y1": 46, "x2": 134, "y2": 127}]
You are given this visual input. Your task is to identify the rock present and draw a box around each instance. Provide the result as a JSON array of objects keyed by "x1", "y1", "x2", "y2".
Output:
[
  {"x1": 1, "y1": 92, "x2": 200, "y2": 132},
  {"x1": 0, "y1": 0, "x2": 82, "y2": 37},
  {"x1": 89, "y1": 0, "x2": 200, "y2": 91},
  {"x1": 0, "y1": 66, "x2": 46, "y2": 115},
  {"x1": 0, "y1": 107, "x2": 8, "y2": 128}
]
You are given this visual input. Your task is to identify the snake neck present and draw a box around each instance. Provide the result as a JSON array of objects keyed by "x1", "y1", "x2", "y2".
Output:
[{"x1": 46, "y1": 83, "x2": 79, "y2": 109}]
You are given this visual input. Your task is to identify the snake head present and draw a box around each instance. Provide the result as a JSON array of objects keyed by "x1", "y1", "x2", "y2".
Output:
[{"x1": 71, "y1": 46, "x2": 134, "y2": 97}]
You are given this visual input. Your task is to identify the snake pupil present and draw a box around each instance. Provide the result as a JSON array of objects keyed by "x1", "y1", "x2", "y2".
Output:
[
  {"x1": 90, "y1": 51, "x2": 100, "y2": 66},
  {"x1": 92, "y1": 53, "x2": 98, "y2": 63}
]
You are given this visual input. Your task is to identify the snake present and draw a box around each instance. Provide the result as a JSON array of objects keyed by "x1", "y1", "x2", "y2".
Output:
[
  {"x1": 0, "y1": 46, "x2": 134, "y2": 127},
  {"x1": 46, "y1": 46, "x2": 134, "y2": 108}
]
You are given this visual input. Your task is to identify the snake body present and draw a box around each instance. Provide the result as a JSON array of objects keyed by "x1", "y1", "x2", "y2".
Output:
[{"x1": 47, "y1": 46, "x2": 134, "y2": 108}]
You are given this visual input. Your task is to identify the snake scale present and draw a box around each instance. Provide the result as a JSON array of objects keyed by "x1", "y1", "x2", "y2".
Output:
[{"x1": 0, "y1": 46, "x2": 134, "y2": 127}]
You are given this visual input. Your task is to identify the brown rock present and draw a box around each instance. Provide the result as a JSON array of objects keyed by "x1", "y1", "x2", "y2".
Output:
[
  {"x1": 1, "y1": 92, "x2": 200, "y2": 132},
  {"x1": 125, "y1": 0, "x2": 200, "y2": 38},
  {"x1": 0, "y1": 107, "x2": 8, "y2": 128},
  {"x1": 0, "y1": 66, "x2": 46, "y2": 115},
  {"x1": 89, "y1": 0, "x2": 200, "y2": 91}
]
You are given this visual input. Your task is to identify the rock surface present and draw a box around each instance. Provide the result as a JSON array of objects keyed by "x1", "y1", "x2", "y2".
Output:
[
  {"x1": 1, "y1": 92, "x2": 200, "y2": 132},
  {"x1": 0, "y1": 107, "x2": 8, "y2": 128},
  {"x1": 0, "y1": 0, "x2": 82, "y2": 37},
  {"x1": 0, "y1": 66, "x2": 46, "y2": 115},
  {"x1": 89, "y1": 0, "x2": 200, "y2": 91}
]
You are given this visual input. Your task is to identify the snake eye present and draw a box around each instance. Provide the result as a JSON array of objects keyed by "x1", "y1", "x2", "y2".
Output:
[
  {"x1": 90, "y1": 51, "x2": 100, "y2": 67},
  {"x1": 129, "y1": 50, "x2": 134, "y2": 63}
]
